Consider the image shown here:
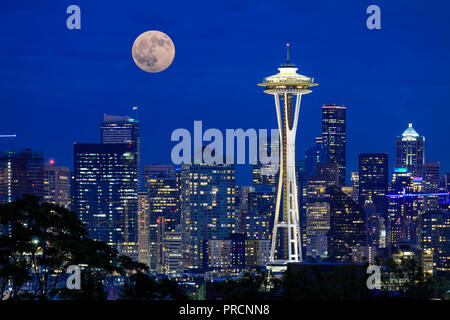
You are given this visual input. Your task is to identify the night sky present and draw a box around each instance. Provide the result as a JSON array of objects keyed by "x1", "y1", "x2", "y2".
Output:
[{"x1": 1, "y1": 0, "x2": 449, "y2": 185}]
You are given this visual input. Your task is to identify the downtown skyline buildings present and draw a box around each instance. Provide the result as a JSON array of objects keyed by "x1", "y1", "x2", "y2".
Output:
[
  {"x1": 1, "y1": 49, "x2": 450, "y2": 278},
  {"x1": 2, "y1": 111, "x2": 450, "y2": 276}
]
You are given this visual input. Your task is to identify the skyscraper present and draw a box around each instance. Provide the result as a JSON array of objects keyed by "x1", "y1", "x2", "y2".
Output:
[
  {"x1": 245, "y1": 185, "x2": 275, "y2": 241},
  {"x1": 252, "y1": 133, "x2": 279, "y2": 186},
  {"x1": 423, "y1": 162, "x2": 440, "y2": 212},
  {"x1": 180, "y1": 159, "x2": 236, "y2": 271},
  {"x1": 0, "y1": 149, "x2": 44, "y2": 204},
  {"x1": 322, "y1": 105, "x2": 346, "y2": 187},
  {"x1": 304, "y1": 163, "x2": 335, "y2": 259},
  {"x1": 144, "y1": 164, "x2": 179, "y2": 231},
  {"x1": 419, "y1": 211, "x2": 450, "y2": 276},
  {"x1": 144, "y1": 164, "x2": 179, "y2": 273},
  {"x1": 72, "y1": 143, "x2": 138, "y2": 248},
  {"x1": 305, "y1": 136, "x2": 327, "y2": 177},
  {"x1": 387, "y1": 168, "x2": 425, "y2": 245},
  {"x1": 358, "y1": 153, "x2": 389, "y2": 215},
  {"x1": 137, "y1": 191, "x2": 150, "y2": 267},
  {"x1": 258, "y1": 44, "x2": 317, "y2": 264},
  {"x1": 162, "y1": 225, "x2": 183, "y2": 274},
  {"x1": 327, "y1": 186, "x2": 366, "y2": 262},
  {"x1": 101, "y1": 113, "x2": 141, "y2": 186},
  {"x1": 43, "y1": 164, "x2": 70, "y2": 208},
  {"x1": 395, "y1": 123, "x2": 425, "y2": 177},
  {"x1": 143, "y1": 164, "x2": 175, "y2": 181}
]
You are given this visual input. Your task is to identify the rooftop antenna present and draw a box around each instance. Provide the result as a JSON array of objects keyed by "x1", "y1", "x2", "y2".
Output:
[
  {"x1": 132, "y1": 106, "x2": 138, "y2": 122},
  {"x1": 286, "y1": 43, "x2": 290, "y2": 64}
]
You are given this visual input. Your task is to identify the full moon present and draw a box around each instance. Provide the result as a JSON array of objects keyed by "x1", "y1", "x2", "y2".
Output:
[{"x1": 132, "y1": 30, "x2": 175, "y2": 73}]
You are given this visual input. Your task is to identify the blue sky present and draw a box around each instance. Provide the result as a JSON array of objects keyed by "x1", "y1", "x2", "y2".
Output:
[{"x1": 1, "y1": 0, "x2": 449, "y2": 184}]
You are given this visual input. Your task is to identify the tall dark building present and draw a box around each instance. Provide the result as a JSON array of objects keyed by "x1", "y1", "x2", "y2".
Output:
[
  {"x1": 358, "y1": 153, "x2": 389, "y2": 215},
  {"x1": 423, "y1": 162, "x2": 440, "y2": 212},
  {"x1": 72, "y1": 143, "x2": 138, "y2": 248},
  {"x1": 0, "y1": 149, "x2": 44, "y2": 204},
  {"x1": 322, "y1": 105, "x2": 346, "y2": 186},
  {"x1": 245, "y1": 185, "x2": 275, "y2": 241},
  {"x1": 305, "y1": 136, "x2": 327, "y2": 177},
  {"x1": 101, "y1": 114, "x2": 141, "y2": 187},
  {"x1": 395, "y1": 123, "x2": 425, "y2": 177},
  {"x1": 327, "y1": 186, "x2": 366, "y2": 262},
  {"x1": 296, "y1": 160, "x2": 308, "y2": 258}
]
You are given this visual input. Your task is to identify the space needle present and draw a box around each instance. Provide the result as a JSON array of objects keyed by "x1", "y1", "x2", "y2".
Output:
[{"x1": 258, "y1": 44, "x2": 317, "y2": 267}]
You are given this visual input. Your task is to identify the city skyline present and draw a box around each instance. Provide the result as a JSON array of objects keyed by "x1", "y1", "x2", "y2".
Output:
[
  {"x1": 1, "y1": 1, "x2": 450, "y2": 185},
  {"x1": 1, "y1": 1, "x2": 450, "y2": 304}
]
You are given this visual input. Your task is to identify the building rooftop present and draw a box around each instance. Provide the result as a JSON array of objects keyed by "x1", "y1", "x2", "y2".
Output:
[{"x1": 401, "y1": 123, "x2": 420, "y2": 138}]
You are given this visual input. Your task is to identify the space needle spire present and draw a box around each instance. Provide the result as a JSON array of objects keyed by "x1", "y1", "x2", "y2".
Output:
[{"x1": 258, "y1": 44, "x2": 317, "y2": 267}]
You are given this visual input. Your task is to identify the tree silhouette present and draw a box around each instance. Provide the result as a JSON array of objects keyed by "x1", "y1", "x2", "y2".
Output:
[{"x1": 0, "y1": 195, "x2": 120, "y2": 299}]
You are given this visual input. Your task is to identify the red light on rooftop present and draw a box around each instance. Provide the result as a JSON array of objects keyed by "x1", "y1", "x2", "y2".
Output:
[{"x1": 49, "y1": 159, "x2": 55, "y2": 165}]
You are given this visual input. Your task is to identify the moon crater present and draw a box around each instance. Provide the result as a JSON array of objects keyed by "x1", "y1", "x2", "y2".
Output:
[{"x1": 132, "y1": 30, "x2": 175, "y2": 73}]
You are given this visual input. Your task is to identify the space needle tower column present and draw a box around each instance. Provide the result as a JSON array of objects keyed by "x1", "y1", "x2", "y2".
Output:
[{"x1": 258, "y1": 44, "x2": 317, "y2": 265}]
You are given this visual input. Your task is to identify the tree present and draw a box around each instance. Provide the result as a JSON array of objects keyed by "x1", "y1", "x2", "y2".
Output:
[
  {"x1": 378, "y1": 257, "x2": 441, "y2": 300},
  {"x1": 0, "y1": 195, "x2": 120, "y2": 300},
  {"x1": 281, "y1": 264, "x2": 371, "y2": 300},
  {"x1": 118, "y1": 255, "x2": 187, "y2": 300},
  {"x1": 206, "y1": 272, "x2": 274, "y2": 300}
]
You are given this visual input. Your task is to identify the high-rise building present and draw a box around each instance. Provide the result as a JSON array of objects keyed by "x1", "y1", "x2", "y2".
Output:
[
  {"x1": 252, "y1": 133, "x2": 279, "y2": 186},
  {"x1": 144, "y1": 165, "x2": 179, "y2": 231},
  {"x1": 327, "y1": 186, "x2": 366, "y2": 262},
  {"x1": 180, "y1": 160, "x2": 236, "y2": 271},
  {"x1": 358, "y1": 153, "x2": 389, "y2": 215},
  {"x1": 364, "y1": 197, "x2": 384, "y2": 249},
  {"x1": 351, "y1": 172, "x2": 359, "y2": 199},
  {"x1": 235, "y1": 186, "x2": 251, "y2": 234},
  {"x1": 245, "y1": 185, "x2": 275, "y2": 241},
  {"x1": 315, "y1": 162, "x2": 339, "y2": 187},
  {"x1": 101, "y1": 113, "x2": 141, "y2": 186},
  {"x1": 322, "y1": 105, "x2": 346, "y2": 187},
  {"x1": 395, "y1": 123, "x2": 425, "y2": 177},
  {"x1": 419, "y1": 211, "x2": 450, "y2": 276},
  {"x1": 43, "y1": 165, "x2": 70, "y2": 207},
  {"x1": 305, "y1": 201, "x2": 330, "y2": 258},
  {"x1": 0, "y1": 149, "x2": 44, "y2": 204},
  {"x1": 305, "y1": 164, "x2": 334, "y2": 259},
  {"x1": 72, "y1": 143, "x2": 138, "y2": 248},
  {"x1": 143, "y1": 164, "x2": 175, "y2": 181},
  {"x1": 296, "y1": 160, "x2": 308, "y2": 259},
  {"x1": 137, "y1": 191, "x2": 150, "y2": 267},
  {"x1": 423, "y1": 162, "x2": 440, "y2": 212},
  {"x1": 207, "y1": 234, "x2": 245, "y2": 272},
  {"x1": 144, "y1": 164, "x2": 179, "y2": 273},
  {"x1": 258, "y1": 44, "x2": 317, "y2": 264},
  {"x1": 162, "y1": 226, "x2": 183, "y2": 274},
  {"x1": 245, "y1": 239, "x2": 271, "y2": 268},
  {"x1": 305, "y1": 137, "x2": 327, "y2": 177},
  {"x1": 387, "y1": 168, "x2": 425, "y2": 246}
]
